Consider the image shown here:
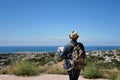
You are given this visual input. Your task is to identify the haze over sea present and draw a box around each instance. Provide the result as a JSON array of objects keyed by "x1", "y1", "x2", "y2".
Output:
[{"x1": 0, "y1": 46, "x2": 120, "y2": 53}]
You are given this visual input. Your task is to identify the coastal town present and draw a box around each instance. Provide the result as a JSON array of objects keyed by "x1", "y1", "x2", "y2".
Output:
[
  {"x1": 86, "y1": 48, "x2": 120, "y2": 62},
  {"x1": 0, "y1": 48, "x2": 120, "y2": 67}
]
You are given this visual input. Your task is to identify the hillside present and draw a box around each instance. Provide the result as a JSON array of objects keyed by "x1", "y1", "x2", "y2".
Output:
[{"x1": 0, "y1": 49, "x2": 120, "y2": 80}]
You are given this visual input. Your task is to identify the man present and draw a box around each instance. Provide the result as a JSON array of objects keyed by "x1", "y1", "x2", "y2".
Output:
[{"x1": 57, "y1": 31, "x2": 85, "y2": 80}]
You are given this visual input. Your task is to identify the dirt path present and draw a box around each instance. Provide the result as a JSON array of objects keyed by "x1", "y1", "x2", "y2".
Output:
[{"x1": 0, "y1": 74, "x2": 108, "y2": 80}]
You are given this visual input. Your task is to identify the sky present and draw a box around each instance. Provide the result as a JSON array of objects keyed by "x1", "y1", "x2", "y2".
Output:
[{"x1": 0, "y1": 0, "x2": 120, "y2": 46}]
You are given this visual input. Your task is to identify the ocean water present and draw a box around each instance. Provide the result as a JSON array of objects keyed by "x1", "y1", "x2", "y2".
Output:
[
  {"x1": 0, "y1": 46, "x2": 120, "y2": 53},
  {"x1": 0, "y1": 46, "x2": 57, "y2": 53},
  {"x1": 85, "y1": 46, "x2": 120, "y2": 51}
]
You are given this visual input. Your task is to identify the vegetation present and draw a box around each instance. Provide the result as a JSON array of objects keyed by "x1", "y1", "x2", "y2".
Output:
[
  {"x1": 109, "y1": 73, "x2": 117, "y2": 80},
  {"x1": 26, "y1": 53, "x2": 62, "y2": 66},
  {"x1": 38, "y1": 64, "x2": 67, "y2": 75},
  {"x1": 0, "y1": 51, "x2": 120, "y2": 80},
  {"x1": 116, "y1": 48, "x2": 120, "y2": 52},
  {"x1": 12, "y1": 61, "x2": 39, "y2": 76},
  {"x1": 83, "y1": 54, "x2": 120, "y2": 80},
  {"x1": 83, "y1": 62, "x2": 103, "y2": 78}
]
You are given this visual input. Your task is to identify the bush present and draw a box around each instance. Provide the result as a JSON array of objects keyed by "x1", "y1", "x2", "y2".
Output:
[
  {"x1": 83, "y1": 63, "x2": 103, "y2": 79},
  {"x1": 13, "y1": 61, "x2": 39, "y2": 76},
  {"x1": 109, "y1": 73, "x2": 117, "y2": 80},
  {"x1": 2, "y1": 70, "x2": 7, "y2": 74}
]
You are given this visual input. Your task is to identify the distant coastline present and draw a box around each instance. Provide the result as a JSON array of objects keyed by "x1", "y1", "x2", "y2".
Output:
[
  {"x1": 0, "y1": 46, "x2": 120, "y2": 53},
  {"x1": 85, "y1": 46, "x2": 120, "y2": 51}
]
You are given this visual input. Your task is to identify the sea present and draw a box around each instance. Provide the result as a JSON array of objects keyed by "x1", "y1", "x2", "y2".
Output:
[{"x1": 0, "y1": 46, "x2": 120, "y2": 53}]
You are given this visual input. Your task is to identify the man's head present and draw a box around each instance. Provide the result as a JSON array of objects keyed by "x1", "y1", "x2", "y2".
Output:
[{"x1": 69, "y1": 31, "x2": 79, "y2": 40}]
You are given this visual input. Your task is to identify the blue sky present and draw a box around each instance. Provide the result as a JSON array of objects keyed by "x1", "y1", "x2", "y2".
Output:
[{"x1": 0, "y1": 0, "x2": 120, "y2": 46}]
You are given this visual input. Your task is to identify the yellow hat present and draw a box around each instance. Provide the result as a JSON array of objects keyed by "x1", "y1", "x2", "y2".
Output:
[{"x1": 69, "y1": 31, "x2": 79, "y2": 40}]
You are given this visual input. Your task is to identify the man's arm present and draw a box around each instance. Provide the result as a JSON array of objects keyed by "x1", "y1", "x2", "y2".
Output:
[{"x1": 58, "y1": 45, "x2": 68, "y2": 58}]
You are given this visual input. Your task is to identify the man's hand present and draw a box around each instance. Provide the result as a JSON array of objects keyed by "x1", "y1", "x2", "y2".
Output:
[{"x1": 57, "y1": 47, "x2": 61, "y2": 53}]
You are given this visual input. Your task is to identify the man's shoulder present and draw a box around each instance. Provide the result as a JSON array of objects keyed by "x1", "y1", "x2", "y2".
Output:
[
  {"x1": 77, "y1": 42, "x2": 84, "y2": 46},
  {"x1": 63, "y1": 43, "x2": 74, "y2": 50},
  {"x1": 64, "y1": 44, "x2": 71, "y2": 47}
]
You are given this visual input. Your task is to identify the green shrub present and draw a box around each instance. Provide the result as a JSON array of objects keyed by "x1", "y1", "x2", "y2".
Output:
[
  {"x1": 109, "y1": 73, "x2": 117, "y2": 80},
  {"x1": 83, "y1": 63, "x2": 103, "y2": 79},
  {"x1": 13, "y1": 61, "x2": 39, "y2": 76}
]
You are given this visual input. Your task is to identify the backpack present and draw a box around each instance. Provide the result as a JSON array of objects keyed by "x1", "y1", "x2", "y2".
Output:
[{"x1": 70, "y1": 43, "x2": 85, "y2": 69}]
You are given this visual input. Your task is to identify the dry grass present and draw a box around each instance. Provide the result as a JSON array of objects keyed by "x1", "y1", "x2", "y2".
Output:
[
  {"x1": 38, "y1": 62, "x2": 67, "y2": 75},
  {"x1": 0, "y1": 62, "x2": 67, "y2": 75},
  {"x1": 0, "y1": 66, "x2": 14, "y2": 74},
  {"x1": 102, "y1": 69, "x2": 120, "y2": 80}
]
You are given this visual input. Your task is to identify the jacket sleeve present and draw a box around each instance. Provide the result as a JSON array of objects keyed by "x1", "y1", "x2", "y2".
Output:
[{"x1": 58, "y1": 45, "x2": 68, "y2": 58}]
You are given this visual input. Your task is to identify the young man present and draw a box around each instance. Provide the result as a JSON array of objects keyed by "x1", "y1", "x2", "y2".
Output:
[{"x1": 57, "y1": 31, "x2": 85, "y2": 80}]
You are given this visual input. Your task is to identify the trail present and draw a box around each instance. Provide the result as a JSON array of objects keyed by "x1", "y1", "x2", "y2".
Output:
[{"x1": 0, "y1": 74, "x2": 108, "y2": 80}]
